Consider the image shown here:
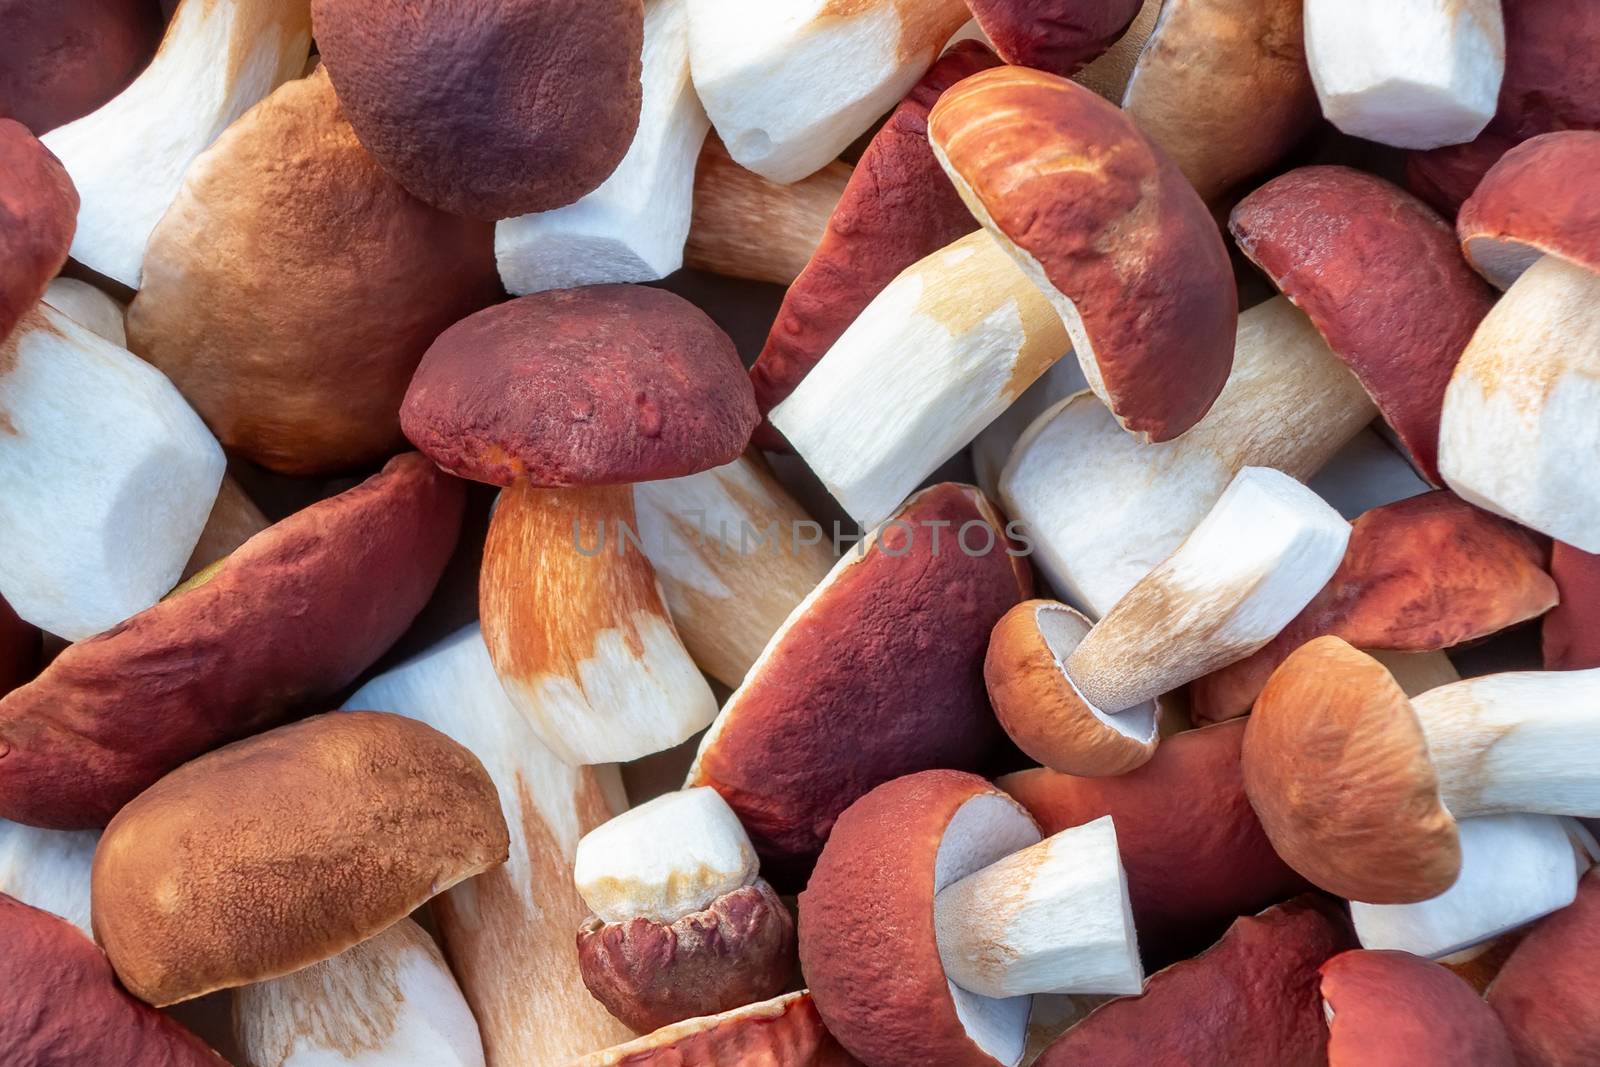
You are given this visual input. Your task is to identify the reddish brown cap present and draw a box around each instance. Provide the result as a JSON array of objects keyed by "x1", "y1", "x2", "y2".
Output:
[
  {"x1": 688, "y1": 484, "x2": 1031, "y2": 885},
  {"x1": 750, "y1": 41, "x2": 999, "y2": 444},
  {"x1": 0, "y1": 594, "x2": 38, "y2": 699},
  {"x1": 1036, "y1": 896, "x2": 1357, "y2": 1066},
  {"x1": 311, "y1": 0, "x2": 643, "y2": 219},
  {"x1": 1001, "y1": 720, "x2": 1309, "y2": 966},
  {"x1": 404, "y1": 286, "x2": 757, "y2": 488},
  {"x1": 0, "y1": 0, "x2": 161, "y2": 134},
  {"x1": 1242, "y1": 637, "x2": 1462, "y2": 904},
  {"x1": 929, "y1": 65, "x2": 1237, "y2": 443},
  {"x1": 0, "y1": 119, "x2": 76, "y2": 348},
  {"x1": 0, "y1": 453, "x2": 464, "y2": 829},
  {"x1": 966, "y1": 0, "x2": 1143, "y2": 75},
  {"x1": 1488, "y1": 869, "x2": 1600, "y2": 1067},
  {"x1": 1459, "y1": 131, "x2": 1600, "y2": 288},
  {"x1": 1231, "y1": 167, "x2": 1496, "y2": 484},
  {"x1": 1545, "y1": 542, "x2": 1600, "y2": 670},
  {"x1": 0, "y1": 893, "x2": 227, "y2": 1066},
  {"x1": 1322, "y1": 950, "x2": 1516, "y2": 1066},
  {"x1": 1192, "y1": 491, "x2": 1557, "y2": 724},
  {"x1": 569, "y1": 992, "x2": 859, "y2": 1067}
]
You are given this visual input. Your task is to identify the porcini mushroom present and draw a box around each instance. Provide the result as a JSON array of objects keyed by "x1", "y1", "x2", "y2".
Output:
[
  {"x1": 799, "y1": 770, "x2": 1141, "y2": 1067},
  {"x1": 0, "y1": 0, "x2": 162, "y2": 135},
  {"x1": 966, "y1": 0, "x2": 1142, "y2": 75},
  {"x1": 574, "y1": 787, "x2": 796, "y2": 1031},
  {"x1": 1546, "y1": 543, "x2": 1600, "y2": 671},
  {"x1": 403, "y1": 285, "x2": 756, "y2": 765},
  {"x1": 311, "y1": 0, "x2": 645, "y2": 219},
  {"x1": 1487, "y1": 868, "x2": 1600, "y2": 1067},
  {"x1": 570, "y1": 991, "x2": 856, "y2": 1067},
  {"x1": 0, "y1": 120, "x2": 76, "y2": 346},
  {"x1": 1320, "y1": 949, "x2": 1517, "y2": 1066},
  {"x1": 1458, "y1": 131, "x2": 1600, "y2": 288},
  {"x1": 41, "y1": 0, "x2": 312, "y2": 287},
  {"x1": 92, "y1": 711, "x2": 510, "y2": 1007},
  {"x1": 126, "y1": 67, "x2": 501, "y2": 476}
]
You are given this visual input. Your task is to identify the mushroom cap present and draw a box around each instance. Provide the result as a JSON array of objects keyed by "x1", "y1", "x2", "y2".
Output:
[
  {"x1": 929, "y1": 65, "x2": 1237, "y2": 443},
  {"x1": 1487, "y1": 868, "x2": 1600, "y2": 1066},
  {"x1": 568, "y1": 991, "x2": 855, "y2": 1067},
  {"x1": 0, "y1": 453, "x2": 464, "y2": 829},
  {"x1": 1035, "y1": 896, "x2": 1356, "y2": 1066},
  {"x1": 126, "y1": 69, "x2": 501, "y2": 477},
  {"x1": 0, "y1": 595, "x2": 38, "y2": 699},
  {"x1": 687, "y1": 484, "x2": 1030, "y2": 885},
  {"x1": 1243, "y1": 636, "x2": 1462, "y2": 904},
  {"x1": 799, "y1": 770, "x2": 1043, "y2": 1067},
  {"x1": 311, "y1": 0, "x2": 644, "y2": 219},
  {"x1": 984, "y1": 600, "x2": 1159, "y2": 777},
  {"x1": 1546, "y1": 542, "x2": 1600, "y2": 671},
  {"x1": 1000, "y1": 720, "x2": 1309, "y2": 966},
  {"x1": 0, "y1": 0, "x2": 162, "y2": 134},
  {"x1": 0, "y1": 119, "x2": 76, "y2": 348},
  {"x1": 1459, "y1": 131, "x2": 1600, "y2": 289},
  {"x1": 966, "y1": 0, "x2": 1143, "y2": 75},
  {"x1": 404, "y1": 286, "x2": 757, "y2": 488},
  {"x1": 0, "y1": 893, "x2": 226, "y2": 1066},
  {"x1": 92, "y1": 710, "x2": 510, "y2": 1007},
  {"x1": 1230, "y1": 166, "x2": 1496, "y2": 484},
  {"x1": 1321, "y1": 950, "x2": 1517, "y2": 1066}
]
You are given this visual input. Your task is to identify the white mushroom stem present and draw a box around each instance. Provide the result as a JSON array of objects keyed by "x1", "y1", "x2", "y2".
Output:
[
  {"x1": 1303, "y1": 0, "x2": 1505, "y2": 150},
  {"x1": 1001, "y1": 296, "x2": 1376, "y2": 616},
  {"x1": 1414, "y1": 668, "x2": 1600, "y2": 819},
  {"x1": 1066, "y1": 467, "x2": 1351, "y2": 711},
  {"x1": 345, "y1": 626, "x2": 635, "y2": 1064},
  {"x1": 234, "y1": 918, "x2": 487, "y2": 1067},
  {"x1": 1350, "y1": 814, "x2": 1586, "y2": 958},
  {"x1": 935, "y1": 816, "x2": 1143, "y2": 999},
  {"x1": 0, "y1": 303, "x2": 225, "y2": 641},
  {"x1": 0, "y1": 820, "x2": 97, "y2": 935},
  {"x1": 1440, "y1": 255, "x2": 1600, "y2": 553},
  {"x1": 495, "y1": 0, "x2": 709, "y2": 295},
  {"x1": 41, "y1": 279, "x2": 125, "y2": 347},
  {"x1": 574, "y1": 787, "x2": 758, "y2": 925},
  {"x1": 972, "y1": 359, "x2": 1088, "y2": 502},
  {"x1": 634, "y1": 454, "x2": 836, "y2": 689},
  {"x1": 41, "y1": 0, "x2": 312, "y2": 286},
  {"x1": 771, "y1": 230, "x2": 1070, "y2": 527}
]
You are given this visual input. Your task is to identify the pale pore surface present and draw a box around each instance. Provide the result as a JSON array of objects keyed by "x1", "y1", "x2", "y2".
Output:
[{"x1": 1035, "y1": 604, "x2": 1158, "y2": 743}]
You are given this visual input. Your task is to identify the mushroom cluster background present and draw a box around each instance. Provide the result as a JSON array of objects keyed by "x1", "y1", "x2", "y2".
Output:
[{"x1": 2, "y1": 1, "x2": 1599, "y2": 1066}]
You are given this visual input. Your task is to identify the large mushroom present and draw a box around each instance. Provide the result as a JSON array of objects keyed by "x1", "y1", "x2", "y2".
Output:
[
  {"x1": 1457, "y1": 131, "x2": 1600, "y2": 288},
  {"x1": 1487, "y1": 868, "x2": 1600, "y2": 1066},
  {"x1": 1320, "y1": 949, "x2": 1517, "y2": 1066},
  {"x1": 799, "y1": 770, "x2": 1142, "y2": 1067},
  {"x1": 126, "y1": 68, "x2": 502, "y2": 476},
  {"x1": 312, "y1": 0, "x2": 645, "y2": 219},
  {"x1": 0, "y1": 0, "x2": 162, "y2": 134},
  {"x1": 0, "y1": 120, "x2": 76, "y2": 346},
  {"x1": 403, "y1": 286, "x2": 756, "y2": 766}
]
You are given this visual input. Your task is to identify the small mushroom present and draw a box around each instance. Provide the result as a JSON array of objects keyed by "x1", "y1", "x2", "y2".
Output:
[
  {"x1": 574, "y1": 788, "x2": 795, "y2": 1032},
  {"x1": 40, "y1": 0, "x2": 313, "y2": 286},
  {"x1": 0, "y1": 0, "x2": 162, "y2": 134},
  {"x1": 1487, "y1": 868, "x2": 1600, "y2": 1067},
  {"x1": 966, "y1": 0, "x2": 1142, "y2": 75},
  {"x1": 312, "y1": 0, "x2": 645, "y2": 219},
  {"x1": 799, "y1": 770, "x2": 1141, "y2": 1067},
  {"x1": 1546, "y1": 543, "x2": 1600, "y2": 670},
  {"x1": 92, "y1": 711, "x2": 510, "y2": 1007},
  {"x1": 0, "y1": 120, "x2": 77, "y2": 347},
  {"x1": 570, "y1": 991, "x2": 858, "y2": 1067},
  {"x1": 1320, "y1": 949, "x2": 1517, "y2": 1066},
  {"x1": 1458, "y1": 131, "x2": 1600, "y2": 288}
]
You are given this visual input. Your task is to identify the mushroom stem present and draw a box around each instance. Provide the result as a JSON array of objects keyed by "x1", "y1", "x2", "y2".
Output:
[{"x1": 934, "y1": 816, "x2": 1143, "y2": 999}]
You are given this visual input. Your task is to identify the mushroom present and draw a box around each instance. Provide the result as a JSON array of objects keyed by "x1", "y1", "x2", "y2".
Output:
[
  {"x1": 799, "y1": 770, "x2": 1141, "y2": 1067},
  {"x1": 403, "y1": 286, "x2": 756, "y2": 765},
  {"x1": 633, "y1": 453, "x2": 836, "y2": 688},
  {"x1": 0, "y1": 301, "x2": 226, "y2": 642},
  {"x1": 234, "y1": 918, "x2": 488, "y2": 1067},
  {"x1": 1121, "y1": 0, "x2": 1320, "y2": 201},
  {"x1": 0, "y1": 120, "x2": 77, "y2": 347},
  {"x1": 929, "y1": 64, "x2": 1238, "y2": 444},
  {"x1": 1487, "y1": 868, "x2": 1600, "y2": 1067},
  {"x1": 40, "y1": 277, "x2": 124, "y2": 347},
  {"x1": 1458, "y1": 131, "x2": 1600, "y2": 288},
  {"x1": 1439, "y1": 254, "x2": 1600, "y2": 550},
  {"x1": 684, "y1": 0, "x2": 971, "y2": 184},
  {"x1": 1001, "y1": 720, "x2": 1311, "y2": 967},
  {"x1": 749, "y1": 40, "x2": 999, "y2": 437},
  {"x1": 346, "y1": 626, "x2": 636, "y2": 1064},
  {"x1": 687, "y1": 483, "x2": 1031, "y2": 884},
  {"x1": 1243, "y1": 636, "x2": 1600, "y2": 904},
  {"x1": 0, "y1": 0, "x2": 162, "y2": 134},
  {"x1": 1304, "y1": 0, "x2": 1505, "y2": 149},
  {"x1": 1191, "y1": 490, "x2": 1558, "y2": 723},
  {"x1": 570, "y1": 991, "x2": 858, "y2": 1067},
  {"x1": 40, "y1": 0, "x2": 312, "y2": 287},
  {"x1": 574, "y1": 788, "x2": 796, "y2": 1031},
  {"x1": 311, "y1": 0, "x2": 645, "y2": 219},
  {"x1": 1035, "y1": 896, "x2": 1357, "y2": 1066},
  {"x1": 125, "y1": 67, "x2": 501, "y2": 476},
  {"x1": 495, "y1": 0, "x2": 710, "y2": 295},
  {"x1": 1, "y1": 893, "x2": 228, "y2": 1066},
  {"x1": 0, "y1": 819, "x2": 97, "y2": 934},
  {"x1": 1546, "y1": 543, "x2": 1600, "y2": 670},
  {"x1": 92, "y1": 710, "x2": 510, "y2": 1007},
  {"x1": 1320, "y1": 949, "x2": 1517, "y2": 1066},
  {"x1": 0, "y1": 453, "x2": 463, "y2": 828},
  {"x1": 965, "y1": 0, "x2": 1143, "y2": 75}
]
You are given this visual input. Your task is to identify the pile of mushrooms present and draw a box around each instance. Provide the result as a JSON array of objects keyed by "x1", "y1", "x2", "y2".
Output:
[{"x1": 3, "y1": 2, "x2": 1600, "y2": 1065}]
